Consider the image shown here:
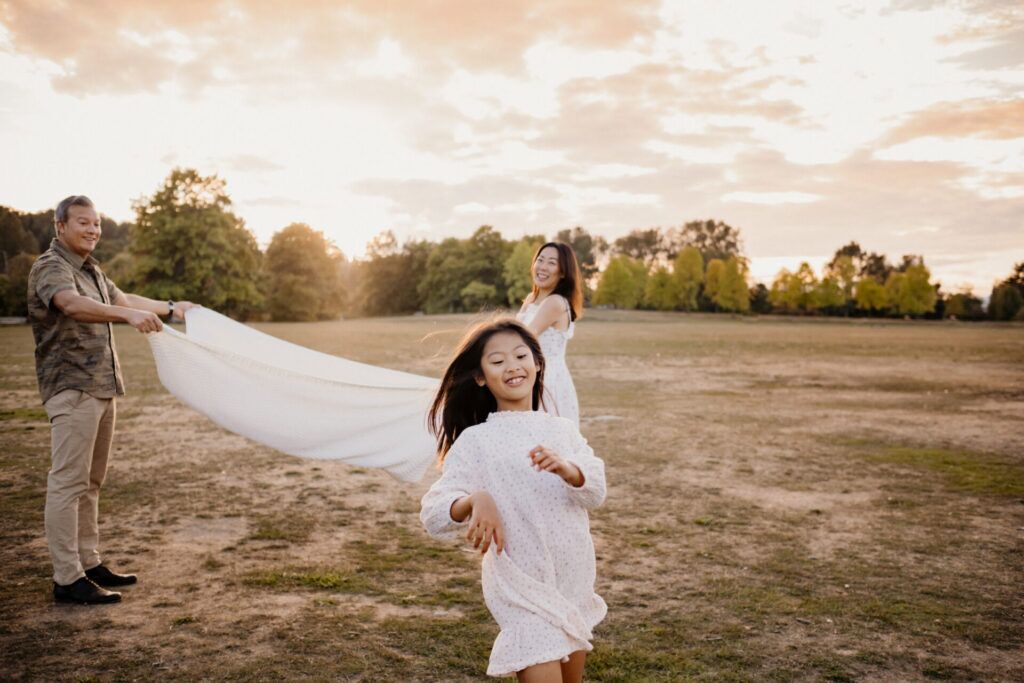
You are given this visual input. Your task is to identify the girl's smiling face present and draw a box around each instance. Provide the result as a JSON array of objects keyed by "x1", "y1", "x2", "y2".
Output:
[
  {"x1": 477, "y1": 331, "x2": 537, "y2": 411},
  {"x1": 532, "y1": 246, "x2": 562, "y2": 290}
]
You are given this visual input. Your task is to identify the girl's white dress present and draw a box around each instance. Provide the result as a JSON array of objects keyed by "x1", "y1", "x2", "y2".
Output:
[
  {"x1": 420, "y1": 410, "x2": 607, "y2": 677},
  {"x1": 516, "y1": 296, "x2": 580, "y2": 426}
]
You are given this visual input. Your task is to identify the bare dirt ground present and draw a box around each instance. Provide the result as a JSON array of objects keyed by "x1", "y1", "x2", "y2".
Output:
[{"x1": 2, "y1": 310, "x2": 1022, "y2": 682}]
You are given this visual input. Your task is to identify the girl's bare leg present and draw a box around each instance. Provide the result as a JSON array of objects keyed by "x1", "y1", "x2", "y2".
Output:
[
  {"x1": 560, "y1": 651, "x2": 587, "y2": 683},
  {"x1": 517, "y1": 660, "x2": 563, "y2": 683}
]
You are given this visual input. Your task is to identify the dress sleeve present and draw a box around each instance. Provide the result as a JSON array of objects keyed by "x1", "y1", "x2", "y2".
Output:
[
  {"x1": 563, "y1": 427, "x2": 606, "y2": 509},
  {"x1": 420, "y1": 433, "x2": 480, "y2": 541},
  {"x1": 33, "y1": 258, "x2": 77, "y2": 309}
]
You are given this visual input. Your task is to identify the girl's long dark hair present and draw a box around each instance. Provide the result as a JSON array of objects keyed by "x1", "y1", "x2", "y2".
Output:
[
  {"x1": 531, "y1": 241, "x2": 584, "y2": 322},
  {"x1": 428, "y1": 318, "x2": 545, "y2": 464}
]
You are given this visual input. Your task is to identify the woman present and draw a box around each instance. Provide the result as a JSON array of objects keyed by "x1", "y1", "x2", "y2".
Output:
[{"x1": 516, "y1": 241, "x2": 584, "y2": 426}]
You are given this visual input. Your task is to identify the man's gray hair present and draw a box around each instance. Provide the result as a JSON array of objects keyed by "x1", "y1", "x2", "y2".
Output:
[{"x1": 54, "y1": 195, "x2": 95, "y2": 226}]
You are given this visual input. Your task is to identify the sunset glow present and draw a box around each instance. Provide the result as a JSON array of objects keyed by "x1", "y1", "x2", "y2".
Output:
[{"x1": 1, "y1": 0, "x2": 1021, "y2": 291}]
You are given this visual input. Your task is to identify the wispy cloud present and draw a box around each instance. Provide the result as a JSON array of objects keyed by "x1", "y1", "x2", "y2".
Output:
[{"x1": 0, "y1": 0, "x2": 1021, "y2": 290}]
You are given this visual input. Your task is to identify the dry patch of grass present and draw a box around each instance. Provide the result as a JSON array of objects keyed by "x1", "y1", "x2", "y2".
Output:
[{"x1": 1, "y1": 314, "x2": 1022, "y2": 681}]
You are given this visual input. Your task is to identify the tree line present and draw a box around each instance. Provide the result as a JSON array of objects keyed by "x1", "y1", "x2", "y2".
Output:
[{"x1": 1, "y1": 168, "x2": 1021, "y2": 322}]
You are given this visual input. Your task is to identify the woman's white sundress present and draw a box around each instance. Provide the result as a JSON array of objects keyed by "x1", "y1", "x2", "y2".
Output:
[
  {"x1": 420, "y1": 411, "x2": 607, "y2": 677},
  {"x1": 516, "y1": 296, "x2": 580, "y2": 427}
]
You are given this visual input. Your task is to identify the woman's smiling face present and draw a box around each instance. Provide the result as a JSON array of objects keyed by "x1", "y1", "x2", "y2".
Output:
[
  {"x1": 477, "y1": 331, "x2": 537, "y2": 411},
  {"x1": 532, "y1": 245, "x2": 562, "y2": 290}
]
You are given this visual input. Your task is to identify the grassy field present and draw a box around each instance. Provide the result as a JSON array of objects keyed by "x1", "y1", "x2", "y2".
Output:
[{"x1": 1, "y1": 310, "x2": 1022, "y2": 682}]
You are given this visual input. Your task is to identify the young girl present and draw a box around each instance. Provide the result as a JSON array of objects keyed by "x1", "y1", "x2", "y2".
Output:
[
  {"x1": 516, "y1": 242, "x2": 584, "y2": 426},
  {"x1": 420, "y1": 319, "x2": 606, "y2": 682}
]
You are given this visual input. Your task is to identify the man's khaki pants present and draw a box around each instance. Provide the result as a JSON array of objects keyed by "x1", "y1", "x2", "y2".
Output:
[{"x1": 43, "y1": 390, "x2": 115, "y2": 586}]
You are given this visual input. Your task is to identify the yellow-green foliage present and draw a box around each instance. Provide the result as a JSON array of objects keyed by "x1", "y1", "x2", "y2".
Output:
[
  {"x1": 815, "y1": 275, "x2": 845, "y2": 310},
  {"x1": 595, "y1": 255, "x2": 647, "y2": 309},
  {"x1": 673, "y1": 246, "x2": 704, "y2": 311},
  {"x1": 885, "y1": 264, "x2": 936, "y2": 316},
  {"x1": 714, "y1": 256, "x2": 749, "y2": 313},
  {"x1": 770, "y1": 262, "x2": 818, "y2": 312},
  {"x1": 827, "y1": 254, "x2": 857, "y2": 301},
  {"x1": 503, "y1": 237, "x2": 542, "y2": 306},
  {"x1": 643, "y1": 265, "x2": 681, "y2": 310},
  {"x1": 704, "y1": 258, "x2": 725, "y2": 303},
  {"x1": 855, "y1": 277, "x2": 887, "y2": 311}
]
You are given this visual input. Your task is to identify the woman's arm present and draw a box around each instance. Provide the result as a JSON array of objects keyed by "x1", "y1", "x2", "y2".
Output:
[
  {"x1": 516, "y1": 291, "x2": 535, "y2": 316},
  {"x1": 524, "y1": 295, "x2": 568, "y2": 336}
]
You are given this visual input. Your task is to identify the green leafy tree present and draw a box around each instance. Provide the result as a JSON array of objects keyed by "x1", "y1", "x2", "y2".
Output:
[
  {"x1": 0, "y1": 253, "x2": 35, "y2": 316},
  {"x1": 358, "y1": 231, "x2": 430, "y2": 315},
  {"x1": 554, "y1": 226, "x2": 607, "y2": 282},
  {"x1": 988, "y1": 263, "x2": 1024, "y2": 321},
  {"x1": 885, "y1": 263, "x2": 935, "y2": 316},
  {"x1": 104, "y1": 252, "x2": 136, "y2": 287},
  {"x1": 129, "y1": 168, "x2": 263, "y2": 319},
  {"x1": 612, "y1": 228, "x2": 665, "y2": 266},
  {"x1": 18, "y1": 210, "x2": 56, "y2": 254},
  {"x1": 672, "y1": 246, "x2": 703, "y2": 311},
  {"x1": 861, "y1": 252, "x2": 892, "y2": 283},
  {"x1": 715, "y1": 256, "x2": 750, "y2": 313},
  {"x1": 1, "y1": 206, "x2": 38, "y2": 262},
  {"x1": 418, "y1": 237, "x2": 466, "y2": 314},
  {"x1": 828, "y1": 242, "x2": 864, "y2": 272},
  {"x1": 503, "y1": 235, "x2": 544, "y2": 306},
  {"x1": 855, "y1": 277, "x2": 888, "y2": 313},
  {"x1": 668, "y1": 219, "x2": 742, "y2": 262},
  {"x1": 463, "y1": 225, "x2": 510, "y2": 296},
  {"x1": 770, "y1": 263, "x2": 818, "y2": 313},
  {"x1": 944, "y1": 290, "x2": 985, "y2": 320},
  {"x1": 594, "y1": 255, "x2": 645, "y2": 309},
  {"x1": 626, "y1": 257, "x2": 649, "y2": 305},
  {"x1": 91, "y1": 216, "x2": 132, "y2": 263},
  {"x1": 461, "y1": 280, "x2": 498, "y2": 311},
  {"x1": 883, "y1": 272, "x2": 908, "y2": 315},
  {"x1": 264, "y1": 223, "x2": 345, "y2": 322},
  {"x1": 704, "y1": 258, "x2": 726, "y2": 309},
  {"x1": 1003, "y1": 262, "x2": 1024, "y2": 294},
  {"x1": 825, "y1": 254, "x2": 857, "y2": 312},
  {"x1": 417, "y1": 226, "x2": 510, "y2": 313},
  {"x1": 643, "y1": 265, "x2": 681, "y2": 311},
  {"x1": 989, "y1": 283, "x2": 1023, "y2": 321},
  {"x1": 815, "y1": 275, "x2": 845, "y2": 312},
  {"x1": 749, "y1": 283, "x2": 771, "y2": 314}
]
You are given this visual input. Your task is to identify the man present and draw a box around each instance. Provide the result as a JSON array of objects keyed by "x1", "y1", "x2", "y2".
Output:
[{"x1": 27, "y1": 195, "x2": 198, "y2": 605}]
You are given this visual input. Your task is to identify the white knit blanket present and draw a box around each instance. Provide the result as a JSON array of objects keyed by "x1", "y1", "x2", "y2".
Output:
[{"x1": 147, "y1": 308, "x2": 437, "y2": 482}]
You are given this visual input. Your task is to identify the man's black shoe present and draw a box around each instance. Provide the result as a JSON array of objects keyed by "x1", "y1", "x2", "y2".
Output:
[
  {"x1": 85, "y1": 564, "x2": 138, "y2": 588},
  {"x1": 53, "y1": 577, "x2": 121, "y2": 604}
]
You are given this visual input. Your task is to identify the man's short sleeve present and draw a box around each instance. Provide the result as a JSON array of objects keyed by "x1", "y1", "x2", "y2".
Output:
[
  {"x1": 105, "y1": 275, "x2": 124, "y2": 304},
  {"x1": 33, "y1": 258, "x2": 77, "y2": 309}
]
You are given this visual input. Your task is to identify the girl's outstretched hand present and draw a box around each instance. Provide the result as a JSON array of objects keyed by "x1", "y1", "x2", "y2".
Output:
[
  {"x1": 529, "y1": 445, "x2": 585, "y2": 487},
  {"x1": 466, "y1": 492, "x2": 505, "y2": 555}
]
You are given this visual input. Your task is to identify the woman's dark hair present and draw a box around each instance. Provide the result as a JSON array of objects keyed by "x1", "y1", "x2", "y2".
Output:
[
  {"x1": 428, "y1": 318, "x2": 545, "y2": 464},
  {"x1": 531, "y1": 241, "x2": 584, "y2": 321}
]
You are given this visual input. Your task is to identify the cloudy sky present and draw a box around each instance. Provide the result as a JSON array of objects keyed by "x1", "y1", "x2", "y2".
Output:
[{"x1": 1, "y1": 0, "x2": 1021, "y2": 291}]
